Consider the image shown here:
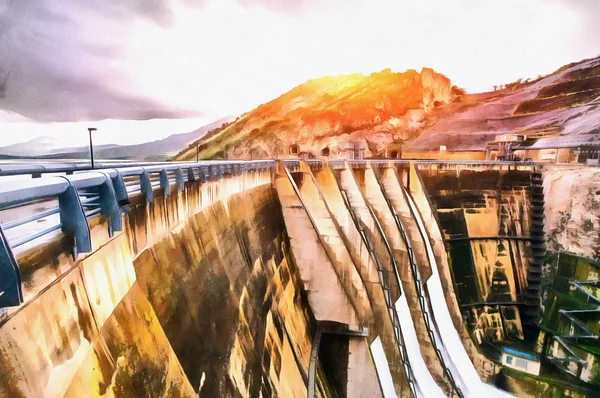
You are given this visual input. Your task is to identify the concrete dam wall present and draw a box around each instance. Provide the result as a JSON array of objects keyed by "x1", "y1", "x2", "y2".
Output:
[
  {"x1": 418, "y1": 163, "x2": 539, "y2": 342},
  {"x1": 0, "y1": 160, "x2": 573, "y2": 397},
  {"x1": 1, "y1": 169, "x2": 317, "y2": 397}
]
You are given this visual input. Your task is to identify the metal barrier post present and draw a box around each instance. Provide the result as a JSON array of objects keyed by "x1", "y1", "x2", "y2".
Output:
[
  {"x1": 159, "y1": 170, "x2": 170, "y2": 196},
  {"x1": 58, "y1": 183, "x2": 92, "y2": 256},
  {"x1": 96, "y1": 177, "x2": 123, "y2": 236},
  {"x1": 107, "y1": 170, "x2": 130, "y2": 207},
  {"x1": 175, "y1": 168, "x2": 184, "y2": 191},
  {"x1": 187, "y1": 167, "x2": 196, "y2": 183},
  {"x1": 0, "y1": 225, "x2": 23, "y2": 308},
  {"x1": 197, "y1": 166, "x2": 207, "y2": 183},
  {"x1": 140, "y1": 169, "x2": 153, "y2": 203}
]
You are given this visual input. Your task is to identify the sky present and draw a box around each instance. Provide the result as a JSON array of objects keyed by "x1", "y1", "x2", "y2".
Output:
[{"x1": 0, "y1": 0, "x2": 599, "y2": 148}]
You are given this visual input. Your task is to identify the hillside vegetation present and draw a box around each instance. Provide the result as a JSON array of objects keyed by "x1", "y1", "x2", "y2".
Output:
[
  {"x1": 407, "y1": 56, "x2": 600, "y2": 152},
  {"x1": 176, "y1": 68, "x2": 452, "y2": 160},
  {"x1": 175, "y1": 56, "x2": 600, "y2": 160}
]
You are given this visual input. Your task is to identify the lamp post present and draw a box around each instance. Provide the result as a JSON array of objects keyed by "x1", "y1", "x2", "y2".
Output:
[{"x1": 87, "y1": 127, "x2": 97, "y2": 169}]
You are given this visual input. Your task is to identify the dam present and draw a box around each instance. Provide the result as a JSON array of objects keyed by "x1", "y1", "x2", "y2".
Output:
[{"x1": 0, "y1": 159, "x2": 598, "y2": 397}]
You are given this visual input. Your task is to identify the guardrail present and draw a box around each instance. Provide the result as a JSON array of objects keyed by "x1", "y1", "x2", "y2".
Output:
[
  {"x1": 374, "y1": 170, "x2": 463, "y2": 397},
  {"x1": 337, "y1": 182, "x2": 419, "y2": 397},
  {"x1": 1, "y1": 159, "x2": 547, "y2": 178},
  {"x1": 0, "y1": 161, "x2": 173, "y2": 177},
  {"x1": 0, "y1": 160, "x2": 276, "y2": 308},
  {"x1": 0, "y1": 157, "x2": 546, "y2": 309},
  {"x1": 281, "y1": 159, "x2": 301, "y2": 172}
]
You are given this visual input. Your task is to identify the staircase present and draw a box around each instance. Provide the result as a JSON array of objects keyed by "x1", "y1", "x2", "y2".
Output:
[{"x1": 523, "y1": 169, "x2": 545, "y2": 335}]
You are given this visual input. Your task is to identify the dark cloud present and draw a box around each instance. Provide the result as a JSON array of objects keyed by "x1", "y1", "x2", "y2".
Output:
[
  {"x1": 0, "y1": 0, "x2": 204, "y2": 122},
  {"x1": 0, "y1": 68, "x2": 198, "y2": 121},
  {"x1": 0, "y1": 0, "x2": 597, "y2": 122}
]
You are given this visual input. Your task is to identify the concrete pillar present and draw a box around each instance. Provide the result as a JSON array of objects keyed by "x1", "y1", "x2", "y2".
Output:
[
  {"x1": 354, "y1": 164, "x2": 448, "y2": 390},
  {"x1": 347, "y1": 337, "x2": 384, "y2": 398},
  {"x1": 273, "y1": 162, "x2": 361, "y2": 330},
  {"x1": 312, "y1": 163, "x2": 410, "y2": 396}
]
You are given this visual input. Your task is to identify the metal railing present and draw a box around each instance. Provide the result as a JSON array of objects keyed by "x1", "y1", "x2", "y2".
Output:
[
  {"x1": 0, "y1": 161, "x2": 173, "y2": 177},
  {"x1": 0, "y1": 157, "x2": 546, "y2": 311},
  {"x1": 282, "y1": 159, "x2": 301, "y2": 172},
  {"x1": 546, "y1": 335, "x2": 589, "y2": 378},
  {"x1": 374, "y1": 169, "x2": 463, "y2": 397},
  {"x1": 304, "y1": 159, "x2": 323, "y2": 171},
  {"x1": 337, "y1": 183, "x2": 419, "y2": 397},
  {"x1": 327, "y1": 159, "x2": 346, "y2": 170},
  {"x1": 0, "y1": 158, "x2": 547, "y2": 179},
  {"x1": 279, "y1": 162, "x2": 395, "y2": 397},
  {"x1": 0, "y1": 160, "x2": 276, "y2": 308}
]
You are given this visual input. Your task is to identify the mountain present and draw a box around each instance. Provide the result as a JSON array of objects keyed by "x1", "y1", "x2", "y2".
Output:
[
  {"x1": 175, "y1": 56, "x2": 600, "y2": 161},
  {"x1": 58, "y1": 116, "x2": 233, "y2": 161},
  {"x1": 0, "y1": 136, "x2": 66, "y2": 157},
  {"x1": 404, "y1": 56, "x2": 600, "y2": 155},
  {"x1": 175, "y1": 68, "x2": 453, "y2": 160},
  {"x1": 0, "y1": 116, "x2": 234, "y2": 161}
]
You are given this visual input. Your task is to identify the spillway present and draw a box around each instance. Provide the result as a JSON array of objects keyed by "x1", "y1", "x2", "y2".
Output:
[
  {"x1": 0, "y1": 159, "x2": 556, "y2": 397},
  {"x1": 405, "y1": 190, "x2": 507, "y2": 397}
]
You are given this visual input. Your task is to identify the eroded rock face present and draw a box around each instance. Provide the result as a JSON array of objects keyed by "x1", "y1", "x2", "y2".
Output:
[
  {"x1": 402, "y1": 57, "x2": 600, "y2": 156},
  {"x1": 175, "y1": 56, "x2": 600, "y2": 163},
  {"x1": 543, "y1": 165, "x2": 600, "y2": 259},
  {"x1": 421, "y1": 67, "x2": 451, "y2": 112}
]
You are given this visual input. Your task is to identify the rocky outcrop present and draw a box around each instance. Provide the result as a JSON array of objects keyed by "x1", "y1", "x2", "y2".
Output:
[
  {"x1": 421, "y1": 67, "x2": 451, "y2": 112},
  {"x1": 543, "y1": 165, "x2": 600, "y2": 258},
  {"x1": 175, "y1": 68, "x2": 452, "y2": 161},
  {"x1": 172, "y1": 55, "x2": 600, "y2": 161},
  {"x1": 406, "y1": 56, "x2": 600, "y2": 154}
]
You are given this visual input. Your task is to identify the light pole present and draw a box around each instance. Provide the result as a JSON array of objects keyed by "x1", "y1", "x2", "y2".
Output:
[{"x1": 87, "y1": 127, "x2": 97, "y2": 169}]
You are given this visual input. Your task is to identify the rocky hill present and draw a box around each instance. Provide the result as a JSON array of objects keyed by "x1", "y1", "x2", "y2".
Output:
[
  {"x1": 406, "y1": 56, "x2": 600, "y2": 154},
  {"x1": 175, "y1": 56, "x2": 600, "y2": 161},
  {"x1": 175, "y1": 68, "x2": 453, "y2": 160}
]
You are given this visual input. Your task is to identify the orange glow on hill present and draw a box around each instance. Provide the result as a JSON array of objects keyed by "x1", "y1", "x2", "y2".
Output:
[{"x1": 179, "y1": 67, "x2": 452, "y2": 160}]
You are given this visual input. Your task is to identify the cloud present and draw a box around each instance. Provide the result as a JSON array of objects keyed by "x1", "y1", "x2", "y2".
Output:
[
  {"x1": 0, "y1": 0, "x2": 203, "y2": 122},
  {"x1": 0, "y1": 0, "x2": 598, "y2": 125}
]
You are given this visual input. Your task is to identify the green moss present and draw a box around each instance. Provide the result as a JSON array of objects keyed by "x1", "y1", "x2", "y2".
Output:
[{"x1": 198, "y1": 145, "x2": 225, "y2": 160}]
